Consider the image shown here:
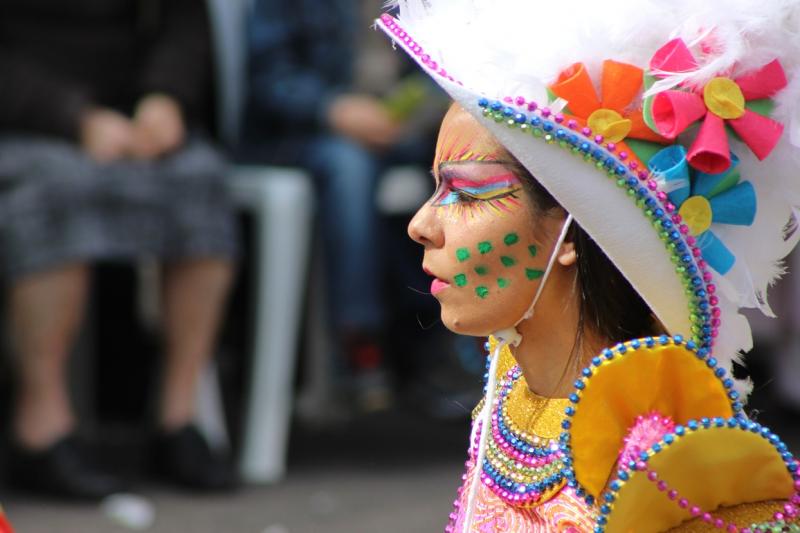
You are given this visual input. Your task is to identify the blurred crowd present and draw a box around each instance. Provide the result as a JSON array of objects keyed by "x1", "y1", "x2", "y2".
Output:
[{"x1": 0, "y1": 0, "x2": 796, "y2": 509}]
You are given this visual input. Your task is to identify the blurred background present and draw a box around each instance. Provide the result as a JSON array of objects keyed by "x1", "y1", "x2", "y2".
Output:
[{"x1": 0, "y1": 1, "x2": 796, "y2": 532}]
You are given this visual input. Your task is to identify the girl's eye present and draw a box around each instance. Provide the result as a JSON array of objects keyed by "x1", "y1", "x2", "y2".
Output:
[
  {"x1": 432, "y1": 188, "x2": 479, "y2": 206},
  {"x1": 455, "y1": 190, "x2": 480, "y2": 203},
  {"x1": 430, "y1": 172, "x2": 522, "y2": 207}
]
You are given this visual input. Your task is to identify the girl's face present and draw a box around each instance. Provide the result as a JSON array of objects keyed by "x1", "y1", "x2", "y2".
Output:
[{"x1": 409, "y1": 105, "x2": 564, "y2": 336}]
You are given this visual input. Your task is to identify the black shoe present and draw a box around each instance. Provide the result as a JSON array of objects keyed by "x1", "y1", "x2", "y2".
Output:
[
  {"x1": 6, "y1": 435, "x2": 125, "y2": 501},
  {"x1": 153, "y1": 425, "x2": 237, "y2": 492}
]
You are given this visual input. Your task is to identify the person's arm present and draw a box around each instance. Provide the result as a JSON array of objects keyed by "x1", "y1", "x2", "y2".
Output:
[
  {"x1": 0, "y1": 50, "x2": 92, "y2": 139},
  {"x1": 138, "y1": 0, "x2": 212, "y2": 120},
  {"x1": 247, "y1": 0, "x2": 352, "y2": 129}
]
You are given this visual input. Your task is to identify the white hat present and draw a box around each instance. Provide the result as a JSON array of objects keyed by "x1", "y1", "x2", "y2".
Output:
[{"x1": 377, "y1": 0, "x2": 800, "y2": 397}]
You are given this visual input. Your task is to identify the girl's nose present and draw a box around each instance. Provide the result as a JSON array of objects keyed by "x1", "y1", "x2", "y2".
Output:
[{"x1": 408, "y1": 204, "x2": 444, "y2": 248}]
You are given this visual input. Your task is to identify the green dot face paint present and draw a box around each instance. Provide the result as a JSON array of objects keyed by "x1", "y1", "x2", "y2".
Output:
[
  {"x1": 447, "y1": 238, "x2": 546, "y2": 299},
  {"x1": 500, "y1": 256, "x2": 516, "y2": 267},
  {"x1": 504, "y1": 233, "x2": 519, "y2": 246},
  {"x1": 478, "y1": 241, "x2": 493, "y2": 254},
  {"x1": 526, "y1": 268, "x2": 544, "y2": 280}
]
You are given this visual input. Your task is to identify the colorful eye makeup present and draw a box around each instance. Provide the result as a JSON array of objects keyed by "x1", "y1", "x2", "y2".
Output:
[{"x1": 431, "y1": 170, "x2": 523, "y2": 218}]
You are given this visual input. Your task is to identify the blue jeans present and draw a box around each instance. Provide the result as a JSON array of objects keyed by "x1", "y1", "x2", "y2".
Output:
[
  {"x1": 239, "y1": 133, "x2": 434, "y2": 334},
  {"x1": 305, "y1": 136, "x2": 383, "y2": 330}
]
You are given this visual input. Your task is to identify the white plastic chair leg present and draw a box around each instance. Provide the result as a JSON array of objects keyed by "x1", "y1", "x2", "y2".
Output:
[{"x1": 228, "y1": 167, "x2": 314, "y2": 483}]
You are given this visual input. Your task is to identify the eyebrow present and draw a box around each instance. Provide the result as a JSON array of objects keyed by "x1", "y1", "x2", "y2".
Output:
[{"x1": 436, "y1": 159, "x2": 516, "y2": 171}]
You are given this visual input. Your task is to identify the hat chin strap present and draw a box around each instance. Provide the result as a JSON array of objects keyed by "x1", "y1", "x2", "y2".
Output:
[{"x1": 462, "y1": 214, "x2": 573, "y2": 532}]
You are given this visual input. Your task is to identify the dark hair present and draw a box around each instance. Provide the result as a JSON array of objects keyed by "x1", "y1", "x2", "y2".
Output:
[{"x1": 512, "y1": 161, "x2": 661, "y2": 360}]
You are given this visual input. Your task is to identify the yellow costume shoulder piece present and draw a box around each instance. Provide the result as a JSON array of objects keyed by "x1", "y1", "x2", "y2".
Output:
[{"x1": 559, "y1": 336, "x2": 799, "y2": 532}]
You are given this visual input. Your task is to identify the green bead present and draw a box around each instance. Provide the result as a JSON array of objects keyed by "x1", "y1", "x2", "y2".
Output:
[{"x1": 454, "y1": 274, "x2": 468, "y2": 287}]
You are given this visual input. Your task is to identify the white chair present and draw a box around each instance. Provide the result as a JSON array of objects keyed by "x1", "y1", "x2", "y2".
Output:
[
  {"x1": 201, "y1": 0, "x2": 315, "y2": 483},
  {"x1": 227, "y1": 167, "x2": 314, "y2": 483}
]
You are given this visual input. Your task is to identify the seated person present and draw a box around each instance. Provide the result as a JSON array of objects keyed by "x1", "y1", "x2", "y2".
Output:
[
  {"x1": 0, "y1": 0, "x2": 238, "y2": 499},
  {"x1": 241, "y1": 0, "x2": 446, "y2": 411}
]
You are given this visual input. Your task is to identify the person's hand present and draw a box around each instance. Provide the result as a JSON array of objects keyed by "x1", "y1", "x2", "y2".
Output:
[
  {"x1": 327, "y1": 94, "x2": 400, "y2": 151},
  {"x1": 130, "y1": 93, "x2": 186, "y2": 159},
  {"x1": 79, "y1": 107, "x2": 136, "y2": 163}
]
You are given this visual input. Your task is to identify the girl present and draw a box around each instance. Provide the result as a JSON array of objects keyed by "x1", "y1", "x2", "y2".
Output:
[{"x1": 378, "y1": 0, "x2": 800, "y2": 531}]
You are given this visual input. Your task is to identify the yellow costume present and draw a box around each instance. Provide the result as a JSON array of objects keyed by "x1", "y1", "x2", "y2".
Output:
[{"x1": 445, "y1": 341, "x2": 798, "y2": 532}]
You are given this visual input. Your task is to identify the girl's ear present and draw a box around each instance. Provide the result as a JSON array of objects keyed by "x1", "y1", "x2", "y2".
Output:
[{"x1": 558, "y1": 240, "x2": 577, "y2": 266}]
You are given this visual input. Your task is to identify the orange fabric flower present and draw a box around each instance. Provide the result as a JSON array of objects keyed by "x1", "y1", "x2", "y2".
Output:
[{"x1": 550, "y1": 60, "x2": 669, "y2": 167}]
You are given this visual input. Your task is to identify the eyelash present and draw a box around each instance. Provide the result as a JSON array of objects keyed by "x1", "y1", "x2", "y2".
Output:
[
  {"x1": 433, "y1": 188, "x2": 481, "y2": 206},
  {"x1": 432, "y1": 184, "x2": 520, "y2": 207}
]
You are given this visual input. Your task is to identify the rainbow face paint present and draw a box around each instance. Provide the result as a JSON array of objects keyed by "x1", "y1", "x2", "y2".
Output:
[{"x1": 431, "y1": 169, "x2": 524, "y2": 218}]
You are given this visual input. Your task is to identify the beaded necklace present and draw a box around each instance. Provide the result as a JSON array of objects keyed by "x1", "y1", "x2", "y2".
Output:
[{"x1": 475, "y1": 363, "x2": 571, "y2": 507}]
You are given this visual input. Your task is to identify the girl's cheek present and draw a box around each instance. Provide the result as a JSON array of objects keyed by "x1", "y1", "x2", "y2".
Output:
[{"x1": 448, "y1": 232, "x2": 544, "y2": 300}]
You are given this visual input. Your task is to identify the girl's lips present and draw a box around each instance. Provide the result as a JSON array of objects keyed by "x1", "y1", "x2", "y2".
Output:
[{"x1": 431, "y1": 278, "x2": 450, "y2": 295}]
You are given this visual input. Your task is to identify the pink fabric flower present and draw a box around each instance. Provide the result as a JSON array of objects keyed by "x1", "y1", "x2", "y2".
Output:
[{"x1": 646, "y1": 38, "x2": 787, "y2": 174}]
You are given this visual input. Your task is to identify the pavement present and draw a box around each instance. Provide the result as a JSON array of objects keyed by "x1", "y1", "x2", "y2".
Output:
[{"x1": 2, "y1": 408, "x2": 469, "y2": 533}]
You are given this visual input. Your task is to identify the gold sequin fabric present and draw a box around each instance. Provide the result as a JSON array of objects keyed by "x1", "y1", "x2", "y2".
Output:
[
  {"x1": 447, "y1": 342, "x2": 597, "y2": 530},
  {"x1": 669, "y1": 500, "x2": 799, "y2": 532}
]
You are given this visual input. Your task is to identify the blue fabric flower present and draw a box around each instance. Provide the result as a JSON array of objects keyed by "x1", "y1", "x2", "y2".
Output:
[{"x1": 649, "y1": 145, "x2": 757, "y2": 274}]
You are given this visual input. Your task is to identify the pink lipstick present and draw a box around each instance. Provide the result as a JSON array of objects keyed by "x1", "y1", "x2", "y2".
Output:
[{"x1": 431, "y1": 278, "x2": 450, "y2": 295}]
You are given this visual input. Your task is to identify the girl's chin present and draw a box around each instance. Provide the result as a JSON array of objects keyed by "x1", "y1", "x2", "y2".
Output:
[
  {"x1": 440, "y1": 307, "x2": 503, "y2": 337},
  {"x1": 439, "y1": 296, "x2": 531, "y2": 337}
]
